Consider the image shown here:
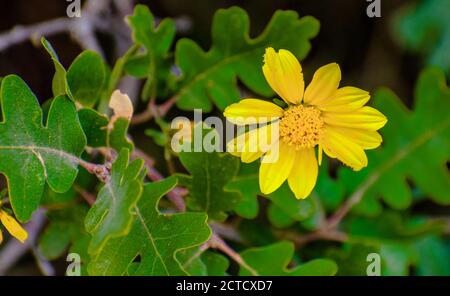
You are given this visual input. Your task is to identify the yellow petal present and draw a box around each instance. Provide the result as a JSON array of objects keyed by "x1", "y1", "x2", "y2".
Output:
[
  {"x1": 0, "y1": 210, "x2": 28, "y2": 243},
  {"x1": 323, "y1": 106, "x2": 388, "y2": 131},
  {"x1": 318, "y1": 144, "x2": 323, "y2": 165},
  {"x1": 326, "y1": 126, "x2": 382, "y2": 149},
  {"x1": 262, "y1": 48, "x2": 304, "y2": 104},
  {"x1": 227, "y1": 124, "x2": 277, "y2": 163},
  {"x1": 319, "y1": 86, "x2": 370, "y2": 112},
  {"x1": 321, "y1": 127, "x2": 368, "y2": 171},
  {"x1": 0, "y1": 229, "x2": 3, "y2": 244},
  {"x1": 259, "y1": 141, "x2": 296, "y2": 194},
  {"x1": 223, "y1": 98, "x2": 284, "y2": 125},
  {"x1": 288, "y1": 148, "x2": 318, "y2": 199},
  {"x1": 304, "y1": 63, "x2": 341, "y2": 106}
]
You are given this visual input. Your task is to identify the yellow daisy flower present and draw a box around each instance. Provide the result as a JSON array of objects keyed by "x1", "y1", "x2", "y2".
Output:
[
  {"x1": 224, "y1": 47, "x2": 387, "y2": 199},
  {"x1": 0, "y1": 209, "x2": 28, "y2": 244}
]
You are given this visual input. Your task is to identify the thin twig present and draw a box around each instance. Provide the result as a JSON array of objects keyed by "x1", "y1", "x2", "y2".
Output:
[
  {"x1": 289, "y1": 230, "x2": 348, "y2": 248},
  {"x1": 78, "y1": 158, "x2": 110, "y2": 183},
  {"x1": 183, "y1": 231, "x2": 256, "y2": 275},
  {"x1": 131, "y1": 97, "x2": 177, "y2": 125},
  {"x1": 210, "y1": 222, "x2": 245, "y2": 244},
  {"x1": 325, "y1": 173, "x2": 380, "y2": 230},
  {"x1": 158, "y1": 97, "x2": 178, "y2": 117},
  {"x1": 130, "y1": 99, "x2": 157, "y2": 125},
  {"x1": 0, "y1": 18, "x2": 73, "y2": 51}
]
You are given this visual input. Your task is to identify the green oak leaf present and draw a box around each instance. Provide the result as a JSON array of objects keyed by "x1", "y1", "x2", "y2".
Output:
[
  {"x1": 67, "y1": 50, "x2": 106, "y2": 107},
  {"x1": 338, "y1": 67, "x2": 450, "y2": 216},
  {"x1": 109, "y1": 118, "x2": 134, "y2": 151},
  {"x1": 88, "y1": 177, "x2": 211, "y2": 275},
  {"x1": 177, "y1": 127, "x2": 241, "y2": 221},
  {"x1": 85, "y1": 149, "x2": 144, "y2": 254},
  {"x1": 78, "y1": 108, "x2": 133, "y2": 151},
  {"x1": 267, "y1": 183, "x2": 315, "y2": 228},
  {"x1": 239, "y1": 241, "x2": 337, "y2": 276},
  {"x1": 78, "y1": 108, "x2": 109, "y2": 148},
  {"x1": 126, "y1": 4, "x2": 176, "y2": 100},
  {"x1": 226, "y1": 162, "x2": 260, "y2": 219},
  {"x1": 0, "y1": 75, "x2": 86, "y2": 222},
  {"x1": 174, "y1": 6, "x2": 319, "y2": 111}
]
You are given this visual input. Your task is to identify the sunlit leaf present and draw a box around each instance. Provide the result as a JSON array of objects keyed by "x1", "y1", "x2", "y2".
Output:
[
  {"x1": 85, "y1": 149, "x2": 144, "y2": 254},
  {"x1": 88, "y1": 177, "x2": 211, "y2": 275},
  {"x1": 0, "y1": 75, "x2": 86, "y2": 222},
  {"x1": 67, "y1": 51, "x2": 106, "y2": 107}
]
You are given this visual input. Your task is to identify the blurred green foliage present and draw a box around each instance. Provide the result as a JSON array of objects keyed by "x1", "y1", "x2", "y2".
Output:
[
  {"x1": 393, "y1": 0, "x2": 450, "y2": 75},
  {"x1": 339, "y1": 68, "x2": 450, "y2": 216}
]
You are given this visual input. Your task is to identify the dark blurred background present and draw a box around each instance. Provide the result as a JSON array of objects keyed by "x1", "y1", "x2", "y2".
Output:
[{"x1": 0, "y1": 0, "x2": 417, "y2": 107}]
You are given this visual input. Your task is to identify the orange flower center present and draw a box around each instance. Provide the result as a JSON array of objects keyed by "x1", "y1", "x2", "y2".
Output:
[{"x1": 279, "y1": 105, "x2": 324, "y2": 149}]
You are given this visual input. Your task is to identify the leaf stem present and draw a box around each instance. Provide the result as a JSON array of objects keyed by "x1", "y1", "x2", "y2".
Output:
[
  {"x1": 131, "y1": 97, "x2": 177, "y2": 125},
  {"x1": 77, "y1": 158, "x2": 110, "y2": 183},
  {"x1": 325, "y1": 174, "x2": 380, "y2": 229}
]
